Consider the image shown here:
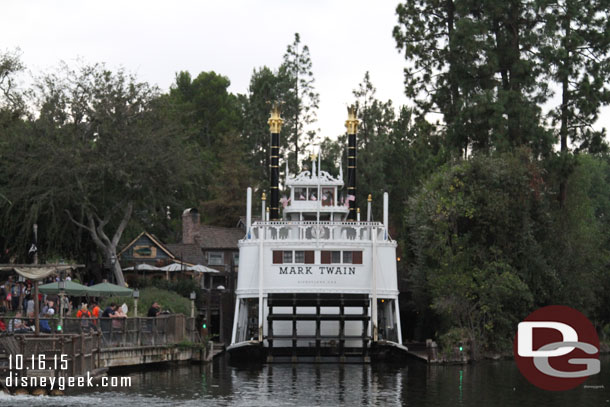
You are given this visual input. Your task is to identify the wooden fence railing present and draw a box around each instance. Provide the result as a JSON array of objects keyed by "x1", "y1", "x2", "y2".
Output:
[
  {"x1": 0, "y1": 332, "x2": 102, "y2": 378},
  {"x1": 1, "y1": 314, "x2": 201, "y2": 349}
]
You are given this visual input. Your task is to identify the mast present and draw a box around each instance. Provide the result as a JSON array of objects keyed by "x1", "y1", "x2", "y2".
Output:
[
  {"x1": 345, "y1": 105, "x2": 359, "y2": 220},
  {"x1": 268, "y1": 104, "x2": 283, "y2": 221}
]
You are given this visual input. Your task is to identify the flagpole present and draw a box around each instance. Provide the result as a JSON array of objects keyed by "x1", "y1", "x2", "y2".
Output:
[{"x1": 316, "y1": 152, "x2": 321, "y2": 225}]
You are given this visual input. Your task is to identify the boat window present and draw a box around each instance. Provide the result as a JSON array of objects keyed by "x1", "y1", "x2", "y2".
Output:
[
  {"x1": 273, "y1": 251, "x2": 283, "y2": 264},
  {"x1": 321, "y1": 250, "x2": 363, "y2": 264},
  {"x1": 304, "y1": 251, "x2": 314, "y2": 264},
  {"x1": 283, "y1": 251, "x2": 293, "y2": 264},
  {"x1": 295, "y1": 187, "x2": 307, "y2": 200},
  {"x1": 294, "y1": 251, "x2": 305, "y2": 263},
  {"x1": 322, "y1": 188, "x2": 334, "y2": 206},
  {"x1": 342, "y1": 251, "x2": 363, "y2": 264},
  {"x1": 208, "y1": 252, "x2": 224, "y2": 266}
]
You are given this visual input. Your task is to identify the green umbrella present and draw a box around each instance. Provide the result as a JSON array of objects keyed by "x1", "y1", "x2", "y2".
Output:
[
  {"x1": 88, "y1": 282, "x2": 133, "y2": 297},
  {"x1": 38, "y1": 280, "x2": 92, "y2": 296}
]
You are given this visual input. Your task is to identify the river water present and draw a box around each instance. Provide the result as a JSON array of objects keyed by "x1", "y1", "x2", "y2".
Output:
[{"x1": 0, "y1": 355, "x2": 607, "y2": 407}]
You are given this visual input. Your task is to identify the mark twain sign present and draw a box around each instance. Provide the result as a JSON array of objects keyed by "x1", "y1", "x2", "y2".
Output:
[
  {"x1": 264, "y1": 265, "x2": 368, "y2": 291},
  {"x1": 278, "y1": 266, "x2": 356, "y2": 275}
]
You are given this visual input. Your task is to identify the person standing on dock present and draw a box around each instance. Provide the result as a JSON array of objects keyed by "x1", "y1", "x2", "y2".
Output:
[
  {"x1": 147, "y1": 302, "x2": 161, "y2": 317},
  {"x1": 25, "y1": 295, "x2": 34, "y2": 315},
  {"x1": 92, "y1": 301, "x2": 101, "y2": 318},
  {"x1": 101, "y1": 303, "x2": 118, "y2": 334},
  {"x1": 102, "y1": 303, "x2": 117, "y2": 318},
  {"x1": 77, "y1": 303, "x2": 92, "y2": 319},
  {"x1": 39, "y1": 309, "x2": 53, "y2": 333},
  {"x1": 91, "y1": 301, "x2": 101, "y2": 326}
]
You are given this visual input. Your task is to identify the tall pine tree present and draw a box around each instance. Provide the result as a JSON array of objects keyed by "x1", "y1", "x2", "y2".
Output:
[{"x1": 280, "y1": 33, "x2": 320, "y2": 172}]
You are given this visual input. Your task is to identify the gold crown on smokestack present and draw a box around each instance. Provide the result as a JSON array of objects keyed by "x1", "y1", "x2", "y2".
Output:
[
  {"x1": 345, "y1": 105, "x2": 359, "y2": 135},
  {"x1": 268, "y1": 102, "x2": 284, "y2": 133}
]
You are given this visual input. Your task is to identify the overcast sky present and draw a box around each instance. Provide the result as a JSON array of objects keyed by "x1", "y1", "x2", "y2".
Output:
[
  {"x1": 3, "y1": 0, "x2": 409, "y2": 140},
  {"x1": 2, "y1": 0, "x2": 608, "y2": 143}
]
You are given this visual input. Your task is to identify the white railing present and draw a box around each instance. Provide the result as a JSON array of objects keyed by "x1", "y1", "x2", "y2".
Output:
[{"x1": 243, "y1": 221, "x2": 391, "y2": 242}]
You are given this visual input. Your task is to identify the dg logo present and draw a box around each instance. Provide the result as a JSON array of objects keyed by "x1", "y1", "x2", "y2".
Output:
[{"x1": 513, "y1": 305, "x2": 600, "y2": 391}]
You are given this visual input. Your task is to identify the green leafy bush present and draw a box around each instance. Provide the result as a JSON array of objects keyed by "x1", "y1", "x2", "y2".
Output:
[{"x1": 101, "y1": 286, "x2": 191, "y2": 317}]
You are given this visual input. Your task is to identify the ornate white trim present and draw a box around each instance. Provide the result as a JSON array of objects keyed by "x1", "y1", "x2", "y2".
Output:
[
  {"x1": 286, "y1": 170, "x2": 344, "y2": 186},
  {"x1": 235, "y1": 289, "x2": 400, "y2": 296}
]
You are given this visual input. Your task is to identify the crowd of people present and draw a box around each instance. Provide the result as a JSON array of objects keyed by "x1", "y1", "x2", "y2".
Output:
[{"x1": 0, "y1": 275, "x2": 164, "y2": 335}]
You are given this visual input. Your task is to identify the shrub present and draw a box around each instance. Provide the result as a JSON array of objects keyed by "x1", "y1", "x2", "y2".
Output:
[{"x1": 101, "y1": 286, "x2": 191, "y2": 317}]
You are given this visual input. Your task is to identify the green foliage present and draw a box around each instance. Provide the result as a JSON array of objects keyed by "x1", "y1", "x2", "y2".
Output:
[
  {"x1": 163, "y1": 70, "x2": 249, "y2": 227},
  {"x1": 393, "y1": 0, "x2": 553, "y2": 156},
  {"x1": 149, "y1": 278, "x2": 199, "y2": 299},
  {"x1": 102, "y1": 286, "x2": 191, "y2": 317},
  {"x1": 2, "y1": 13, "x2": 610, "y2": 357},
  {"x1": 543, "y1": 155, "x2": 610, "y2": 321},
  {"x1": 280, "y1": 33, "x2": 320, "y2": 170},
  {"x1": 0, "y1": 63, "x2": 207, "y2": 269},
  {"x1": 408, "y1": 152, "x2": 610, "y2": 352},
  {"x1": 438, "y1": 327, "x2": 470, "y2": 359},
  {"x1": 539, "y1": 0, "x2": 610, "y2": 153},
  {"x1": 241, "y1": 66, "x2": 284, "y2": 193},
  {"x1": 408, "y1": 153, "x2": 548, "y2": 350}
]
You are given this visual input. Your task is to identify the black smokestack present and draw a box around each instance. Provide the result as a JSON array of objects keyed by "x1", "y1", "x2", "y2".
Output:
[
  {"x1": 268, "y1": 103, "x2": 283, "y2": 221},
  {"x1": 346, "y1": 105, "x2": 359, "y2": 220}
]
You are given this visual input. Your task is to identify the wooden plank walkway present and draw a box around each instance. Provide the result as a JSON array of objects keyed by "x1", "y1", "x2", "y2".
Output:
[{"x1": 0, "y1": 314, "x2": 208, "y2": 382}]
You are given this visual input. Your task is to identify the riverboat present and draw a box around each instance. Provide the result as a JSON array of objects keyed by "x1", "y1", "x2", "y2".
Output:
[{"x1": 227, "y1": 105, "x2": 407, "y2": 363}]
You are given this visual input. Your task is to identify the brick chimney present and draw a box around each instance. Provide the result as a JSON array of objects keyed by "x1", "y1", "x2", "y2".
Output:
[{"x1": 182, "y1": 208, "x2": 200, "y2": 244}]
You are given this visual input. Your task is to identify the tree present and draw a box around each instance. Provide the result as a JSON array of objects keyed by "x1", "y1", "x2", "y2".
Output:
[
  {"x1": 167, "y1": 71, "x2": 241, "y2": 151},
  {"x1": 241, "y1": 66, "x2": 290, "y2": 192},
  {"x1": 542, "y1": 0, "x2": 610, "y2": 154},
  {"x1": 0, "y1": 49, "x2": 26, "y2": 119},
  {"x1": 407, "y1": 153, "x2": 553, "y2": 350},
  {"x1": 163, "y1": 70, "x2": 249, "y2": 225},
  {"x1": 201, "y1": 131, "x2": 254, "y2": 227},
  {"x1": 280, "y1": 33, "x2": 320, "y2": 171},
  {"x1": 350, "y1": 72, "x2": 394, "y2": 216},
  {"x1": 393, "y1": 1, "x2": 553, "y2": 156},
  {"x1": 539, "y1": 0, "x2": 610, "y2": 204},
  {"x1": 0, "y1": 63, "x2": 205, "y2": 285},
  {"x1": 0, "y1": 50, "x2": 28, "y2": 259}
]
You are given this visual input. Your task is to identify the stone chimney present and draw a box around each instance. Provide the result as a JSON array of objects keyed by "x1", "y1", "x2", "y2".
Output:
[{"x1": 182, "y1": 208, "x2": 200, "y2": 244}]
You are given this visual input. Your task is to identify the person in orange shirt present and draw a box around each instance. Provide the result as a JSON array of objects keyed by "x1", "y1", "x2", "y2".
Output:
[
  {"x1": 91, "y1": 301, "x2": 101, "y2": 326},
  {"x1": 91, "y1": 301, "x2": 101, "y2": 317},
  {"x1": 76, "y1": 303, "x2": 91, "y2": 318}
]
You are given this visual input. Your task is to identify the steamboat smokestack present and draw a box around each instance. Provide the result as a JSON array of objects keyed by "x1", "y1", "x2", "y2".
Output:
[
  {"x1": 268, "y1": 103, "x2": 283, "y2": 221},
  {"x1": 345, "y1": 105, "x2": 359, "y2": 220}
]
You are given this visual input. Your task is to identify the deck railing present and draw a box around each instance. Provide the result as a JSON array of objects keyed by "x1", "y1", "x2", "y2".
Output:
[
  {"x1": 0, "y1": 332, "x2": 102, "y2": 377},
  {"x1": 0, "y1": 314, "x2": 203, "y2": 378},
  {"x1": 1, "y1": 314, "x2": 201, "y2": 349},
  {"x1": 246, "y1": 221, "x2": 390, "y2": 242}
]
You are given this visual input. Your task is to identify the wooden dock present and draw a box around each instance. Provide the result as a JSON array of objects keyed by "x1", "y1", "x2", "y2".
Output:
[{"x1": 0, "y1": 314, "x2": 210, "y2": 393}]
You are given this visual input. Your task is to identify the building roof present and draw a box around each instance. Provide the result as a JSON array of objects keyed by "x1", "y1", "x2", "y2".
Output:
[
  {"x1": 117, "y1": 231, "x2": 175, "y2": 259},
  {"x1": 165, "y1": 243, "x2": 205, "y2": 265},
  {"x1": 196, "y1": 225, "x2": 244, "y2": 249}
]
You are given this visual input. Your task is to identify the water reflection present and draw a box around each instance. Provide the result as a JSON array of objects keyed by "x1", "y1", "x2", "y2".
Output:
[{"x1": 0, "y1": 355, "x2": 607, "y2": 406}]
